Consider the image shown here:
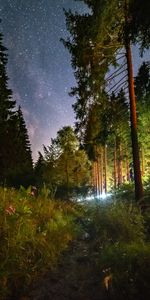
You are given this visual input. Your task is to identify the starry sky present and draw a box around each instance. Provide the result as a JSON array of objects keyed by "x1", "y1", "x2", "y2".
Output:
[
  {"x1": 0, "y1": 0, "x2": 149, "y2": 161},
  {"x1": 0, "y1": 0, "x2": 87, "y2": 161}
]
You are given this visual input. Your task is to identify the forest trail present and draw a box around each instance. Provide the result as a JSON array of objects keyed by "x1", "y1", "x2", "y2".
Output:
[{"x1": 22, "y1": 220, "x2": 107, "y2": 300}]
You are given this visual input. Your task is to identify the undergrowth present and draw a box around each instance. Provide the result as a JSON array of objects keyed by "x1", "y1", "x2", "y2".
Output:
[
  {"x1": 0, "y1": 186, "x2": 82, "y2": 299},
  {"x1": 85, "y1": 198, "x2": 150, "y2": 300},
  {"x1": 1, "y1": 185, "x2": 150, "y2": 300}
]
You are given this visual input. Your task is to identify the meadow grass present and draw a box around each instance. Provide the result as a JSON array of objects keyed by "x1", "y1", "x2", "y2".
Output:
[{"x1": 0, "y1": 186, "x2": 81, "y2": 299}]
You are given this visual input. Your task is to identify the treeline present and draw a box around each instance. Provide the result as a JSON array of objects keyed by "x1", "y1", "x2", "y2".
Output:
[
  {"x1": 34, "y1": 126, "x2": 91, "y2": 199},
  {"x1": 1, "y1": 0, "x2": 150, "y2": 202},
  {"x1": 84, "y1": 67, "x2": 150, "y2": 195},
  {"x1": 0, "y1": 27, "x2": 91, "y2": 197},
  {"x1": 62, "y1": 0, "x2": 150, "y2": 200},
  {"x1": 0, "y1": 30, "x2": 33, "y2": 187},
  {"x1": 34, "y1": 60, "x2": 150, "y2": 200}
]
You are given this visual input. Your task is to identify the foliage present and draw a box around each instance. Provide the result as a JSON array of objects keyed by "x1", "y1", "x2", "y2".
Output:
[
  {"x1": 0, "y1": 30, "x2": 16, "y2": 184},
  {"x1": 0, "y1": 29, "x2": 33, "y2": 188},
  {"x1": 85, "y1": 200, "x2": 145, "y2": 246},
  {"x1": 35, "y1": 126, "x2": 92, "y2": 200},
  {"x1": 83, "y1": 198, "x2": 150, "y2": 299},
  {"x1": 7, "y1": 106, "x2": 33, "y2": 187},
  {"x1": 135, "y1": 61, "x2": 150, "y2": 100},
  {"x1": 63, "y1": 2, "x2": 150, "y2": 196},
  {"x1": 0, "y1": 187, "x2": 81, "y2": 299}
]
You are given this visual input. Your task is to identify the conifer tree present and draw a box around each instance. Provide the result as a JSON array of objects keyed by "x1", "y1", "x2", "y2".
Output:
[
  {"x1": 34, "y1": 152, "x2": 45, "y2": 187},
  {"x1": 135, "y1": 62, "x2": 150, "y2": 101},
  {"x1": 0, "y1": 31, "x2": 16, "y2": 184},
  {"x1": 0, "y1": 29, "x2": 33, "y2": 187},
  {"x1": 13, "y1": 106, "x2": 33, "y2": 187},
  {"x1": 135, "y1": 63, "x2": 150, "y2": 179},
  {"x1": 63, "y1": 0, "x2": 150, "y2": 200}
]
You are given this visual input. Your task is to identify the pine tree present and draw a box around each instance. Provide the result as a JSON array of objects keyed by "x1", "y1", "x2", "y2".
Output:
[
  {"x1": 12, "y1": 106, "x2": 33, "y2": 187},
  {"x1": 0, "y1": 31, "x2": 16, "y2": 184},
  {"x1": 63, "y1": 0, "x2": 150, "y2": 200},
  {"x1": 34, "y1": 152, "x2": 45, "y2": 187},
  {"x1": 0, "y1": 29, "x2": 33, "y2": 187},
  {"x1": 135, "y1": 61, "x2": 150, "y2": 101},
  {"x1": 135, "y1": 63, "x2": 150, "y2": 179}
]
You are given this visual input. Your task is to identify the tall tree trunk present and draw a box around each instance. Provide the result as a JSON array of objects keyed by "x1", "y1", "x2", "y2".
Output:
[
  {"x1": 97, "y1": 159, "x2": 100, "y2": 196},
  {"x1": 94, "y1": 161, "x2": 98, "y2": 196},
  {"x1": 125, "y1": 41, "x2": 143, "y2": 201},
  {"x1": 65, "y1": 160, "x2": 69, "y2": 200},
  {"x1": 104, "y1": 144, "x2": 107, "y2": 193},
  {"x1": 114, "y1": 137, "x2": 117, "y2": 189},
  {"x1": 118, "y1": 142, "x2": 123, "y2": 187},
  {"x1": 98, "y1": 156, "x2": 102, "y2": 194},
  {"x1": 124, "y1": 1, "x2": 143, "y2": 201},
  {"x1": 100, "y1": 146, "x2": 103, "y2": 194},
  {"x1": 95, "y1": 146, "x2": 100, "y2": 196},
  {"x1": 96, "y1": 161, "x2": 99, "y2": 196},
  {"x1": 141, "y1": 147, "x2": 145, "y2": 176},
  {"x1": 92, "y1": 162, "x2": 95, "y2": 187},
  {"x1": 93, "y1": 162, "x2": 97, "y2": 196},
  {"x1": 126, "y1": 147, "x2": 130, "y2": 182}
]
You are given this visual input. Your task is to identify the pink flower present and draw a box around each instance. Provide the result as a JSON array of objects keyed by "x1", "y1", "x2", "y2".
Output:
[
  {"x1": 30, "y1": 191, "x2": 35, "y2": 196},
  {"x1": 5, "y1": 205, "x2": 16, "y2": 215},
  {"x1": 30, "y1": 186, "x2": 37, "y2": 197}
]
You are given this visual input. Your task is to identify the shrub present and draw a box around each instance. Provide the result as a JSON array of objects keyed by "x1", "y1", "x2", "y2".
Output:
[{"x1": 85, "y1": 200, "x2": 145, "y2": 247}]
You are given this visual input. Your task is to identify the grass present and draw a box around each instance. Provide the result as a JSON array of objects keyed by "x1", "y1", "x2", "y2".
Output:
[
  {"x1": 0, "y1": 186, "x2": 82, "y2": 299},
  {"x1": 84, "y1": 197, "x2": 150, "y2": 300},
  {"x1": 1, "y1": 186, "x2": 150, "y2": 300}
]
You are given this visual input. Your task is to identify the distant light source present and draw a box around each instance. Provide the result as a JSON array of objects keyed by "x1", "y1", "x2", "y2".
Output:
[
  {"x1": 97, "y1": 192, "x2": 112, "y2": 200},
  {"x1": 99, "y1": 192, "x2": 108, "y2": 199},
  {"x1": 77, "y1": 192, "x2": 112, "y2": 202}
]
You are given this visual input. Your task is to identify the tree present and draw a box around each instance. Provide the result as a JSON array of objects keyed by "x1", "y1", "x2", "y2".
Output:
[
  {"x1": 63, "y1": 0, "x2": 150, "y2": 200},
  {"x1": 0, "y1": 30, "x2": 16, "y2": 184},
  {"x1": 127, "y1": 0, "x2": 150, "y2": 51},
  {"x1": 135, "y1": 61, "x2": 150, "y2": 101},
  {"x1": 40, "y1": 126, "x2": 91, "y2": 200},
  {"x1": 0, "y1": 29, "x2": 33, "y2": 187},
  {"x1": 135, "y1": 63, "x2": 150, "y2": 179},
  {"x1": 34, "y1": 152, "x2": 45, "y2": 187},
  {"x1": 13, "y1": 106, "x2": 33, "y2": 187}
]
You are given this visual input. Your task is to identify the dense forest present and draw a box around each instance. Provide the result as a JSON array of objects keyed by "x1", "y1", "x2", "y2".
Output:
[{"x1": 0, "y1": 0, "x2": 150, "y2": 299}]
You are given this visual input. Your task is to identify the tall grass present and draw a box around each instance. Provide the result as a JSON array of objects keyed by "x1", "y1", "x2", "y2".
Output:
[
  {"x1": 0, "y1": 187, "x2": 81, "y2": 299},
  {"x1": 85, "y1": 199, "x2": 150, "y2": 300}
]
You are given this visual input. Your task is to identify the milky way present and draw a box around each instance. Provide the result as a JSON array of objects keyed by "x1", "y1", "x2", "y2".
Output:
[{"x1": 0, "y1": 0, "x2": 87, "y2": 160}]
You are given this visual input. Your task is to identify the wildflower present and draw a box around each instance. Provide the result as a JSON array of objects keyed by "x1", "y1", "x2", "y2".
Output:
[
  {"x1": 30, "y1": 186, "x2": 38, "y2": 197},
  {"x1": 5, "y1": 205, "x2": 16, "y2": 215}
]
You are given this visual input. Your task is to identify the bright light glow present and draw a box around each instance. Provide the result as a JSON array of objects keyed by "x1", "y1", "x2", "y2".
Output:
[
  {"x1": 96, "y1": 192, "x2": 112, "y2": 200},
  {"x1": 99, "y1": 192, "x2": 108, "y2": 199},
  {"x1": 77, "y1": 192, "x2": 112, "y2": 202}
]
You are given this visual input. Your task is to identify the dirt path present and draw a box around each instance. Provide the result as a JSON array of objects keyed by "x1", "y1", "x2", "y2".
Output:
[{"x1": 22, "y1": 227, "x2": 107, "y2": 300}]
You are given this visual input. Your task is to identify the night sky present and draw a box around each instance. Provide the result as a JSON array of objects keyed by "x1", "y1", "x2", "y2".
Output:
[
  {"x1": 0, "y1": 0, "x2": 149, "y2": 161},
  {"x1": 0, "y1": 0, "x2": 87, "y2": 160}
]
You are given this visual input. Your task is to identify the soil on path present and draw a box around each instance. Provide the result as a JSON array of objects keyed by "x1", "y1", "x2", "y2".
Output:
[{"x1": 21, "y1": 225, "x2": 108, "y2": 300}]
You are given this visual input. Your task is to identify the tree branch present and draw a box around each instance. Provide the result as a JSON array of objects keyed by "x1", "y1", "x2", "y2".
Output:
[
  {"x1": 106, "y1": 68, "x2": 127, "y2": 83},
  {"x1": 107, "y1": 74, "x2": 128, "y2": 93},
  {"x1": 111, "y1": 81, "x2": 128, "y2": 94},
  {"x1": 106, "y1": 62, "x2": 127, "y2": 81}
]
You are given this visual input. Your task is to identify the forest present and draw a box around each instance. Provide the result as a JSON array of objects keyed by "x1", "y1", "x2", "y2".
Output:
[{"x1": 0, "y1": 0, "x2": 150, "y2": 299}]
